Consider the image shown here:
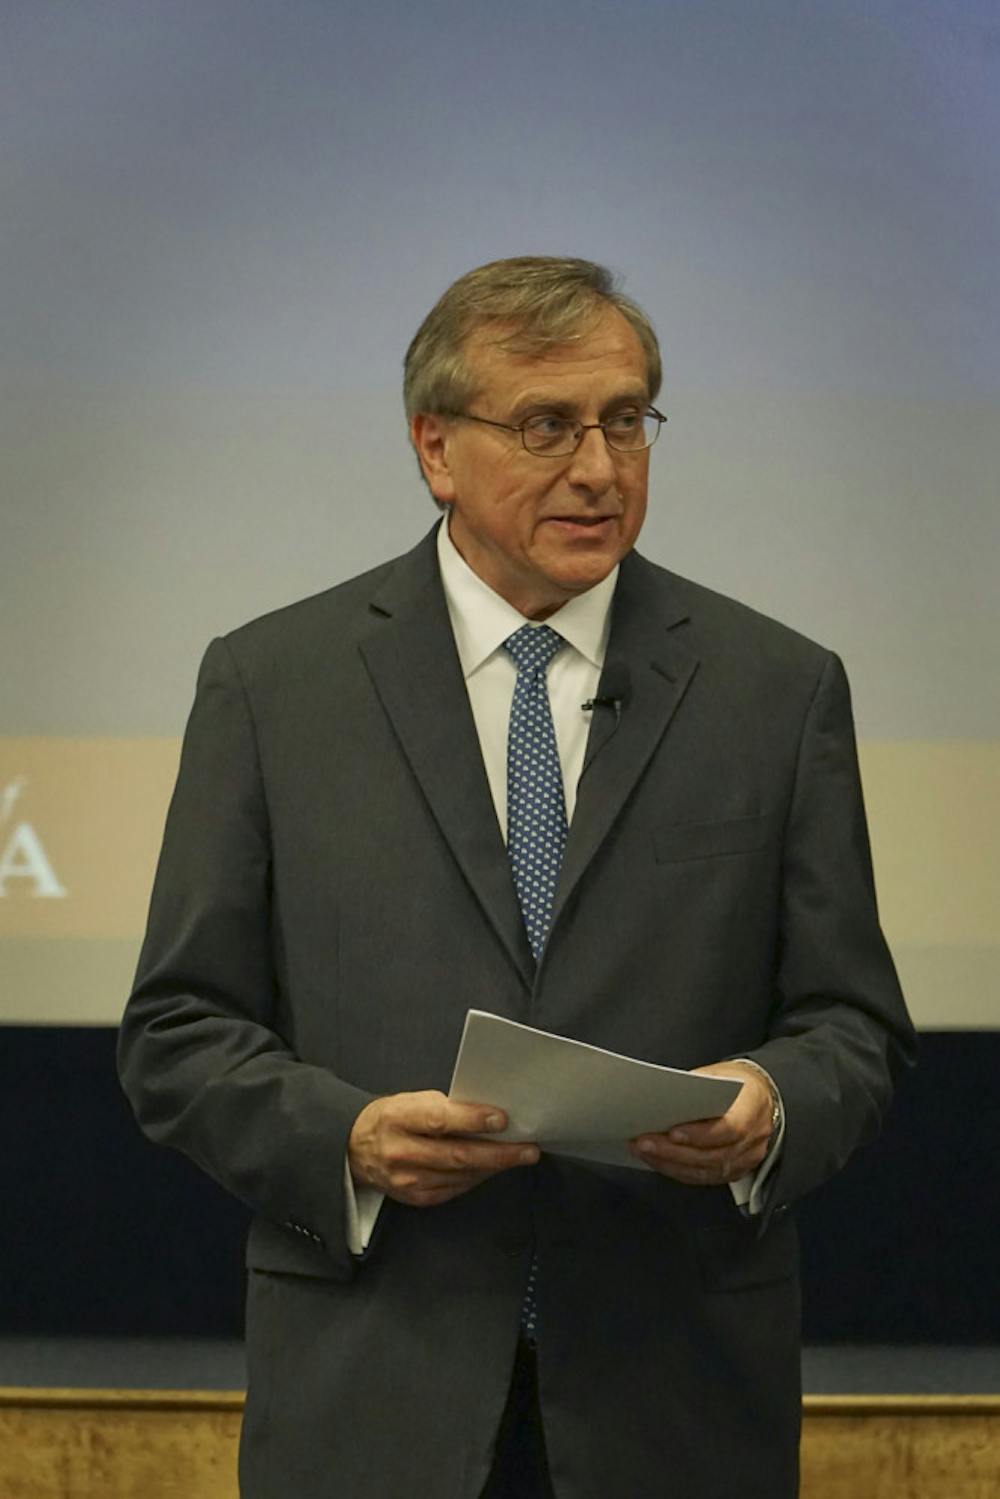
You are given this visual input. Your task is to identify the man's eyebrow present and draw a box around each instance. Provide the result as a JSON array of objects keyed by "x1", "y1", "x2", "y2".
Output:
[
  {"x1": 599, "y1": 388, "x2": 650, "y2": 414},
  {"x1": 509, "y1": 389, "x2": 650, "y2": 421},
  {"x1": 508, "y1": 394, "x2": 575, "y2": 420}
]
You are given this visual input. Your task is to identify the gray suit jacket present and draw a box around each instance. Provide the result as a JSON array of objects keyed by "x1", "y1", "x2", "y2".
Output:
[{"x1": 118, "y1": 525, "x2": 915, "y2": 1498}]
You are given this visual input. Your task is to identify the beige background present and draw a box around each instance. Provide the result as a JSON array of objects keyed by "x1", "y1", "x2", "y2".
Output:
[{"x1": 1, "y1": 736, "x2": 995, "y2": 1027}]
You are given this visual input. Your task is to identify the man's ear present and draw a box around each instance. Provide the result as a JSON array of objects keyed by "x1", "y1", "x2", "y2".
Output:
[{"x1": 411, "y1": 413, "x2": 457, "y2": 505}]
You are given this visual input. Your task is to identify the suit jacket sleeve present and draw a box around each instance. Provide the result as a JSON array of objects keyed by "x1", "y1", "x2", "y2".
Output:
[
  {"x1": 117, "y1": 636, "x2": 374, "y2": 1273},
  {"x1": 743, "y1": 650, "x2": 915, "y2": 1222}
]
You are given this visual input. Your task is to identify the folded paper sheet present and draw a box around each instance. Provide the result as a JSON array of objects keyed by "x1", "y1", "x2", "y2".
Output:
[{"x1": 449, "y1": 1010, "x2": 743, "y2": 1170}]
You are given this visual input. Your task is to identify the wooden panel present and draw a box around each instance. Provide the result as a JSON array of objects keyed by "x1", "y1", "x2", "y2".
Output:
[
  {"x1": 801, "y1": 1398, "x2": 1000, "y2": 1499},
  {"x1": 0, "y1": 1391, "x2": 241, "y2": 1499},
  {"x1": 1, "y1": 1390, "x2": 997, "y2": 1499}
]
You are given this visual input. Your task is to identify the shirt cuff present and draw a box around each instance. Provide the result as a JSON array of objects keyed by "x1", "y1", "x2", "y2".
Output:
[
  {"x1": 727, "y1": 1061, "x2": 785, "y2": 1217},
  {"x1": 343, "y1": 1155, "x2": 386, "y2": 1255}
]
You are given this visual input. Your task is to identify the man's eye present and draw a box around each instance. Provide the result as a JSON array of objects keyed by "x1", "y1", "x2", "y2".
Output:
[
  {"x1": 605, "y1": 412, "x2": 641, "y2": 434},
  {"x1": 526, "y1": 415, "x2": 570, "y2": 437}
]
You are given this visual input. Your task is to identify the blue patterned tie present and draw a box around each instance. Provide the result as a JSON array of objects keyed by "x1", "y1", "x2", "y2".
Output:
[
  {"x1": 503, "y1": 623, "x2": 567, "y2": 1342},
  {"x1": 503, "y1": 624, "x2": 568, "y2": 963}
]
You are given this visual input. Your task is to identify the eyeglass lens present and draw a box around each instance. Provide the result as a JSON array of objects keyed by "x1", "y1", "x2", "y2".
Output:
[{"x1": 522, "y1": 412, "x2": 662, "y2": 455}]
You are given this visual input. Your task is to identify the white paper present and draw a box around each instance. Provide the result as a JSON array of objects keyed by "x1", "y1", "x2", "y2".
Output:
[{"x1": 448, "y1": 1010, "x2": 742, "y2": 1171}]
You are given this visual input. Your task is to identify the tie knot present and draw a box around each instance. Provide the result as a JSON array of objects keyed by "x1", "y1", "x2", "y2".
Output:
[{"x1": 503, "y1": 623, "x2": 564, "y2": 674}]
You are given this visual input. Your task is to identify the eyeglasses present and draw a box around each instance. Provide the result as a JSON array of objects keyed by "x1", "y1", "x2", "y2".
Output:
[{"x1": 453, "y1": 407, "x2": 667, "y2": 457}]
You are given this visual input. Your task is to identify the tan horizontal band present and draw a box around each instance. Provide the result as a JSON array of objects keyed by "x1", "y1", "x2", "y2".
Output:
[
  {"x1": 2, "y1": 1387, "x2": 998, "y2": 1416},
  {"x1": 1, "y1": 737, "x2": 998, "y2": 1025}
]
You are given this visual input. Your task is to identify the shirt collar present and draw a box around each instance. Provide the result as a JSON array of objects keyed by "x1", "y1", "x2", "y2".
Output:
[{"x1": 436, "y1": 515, "x2": 617, "y2": 679}]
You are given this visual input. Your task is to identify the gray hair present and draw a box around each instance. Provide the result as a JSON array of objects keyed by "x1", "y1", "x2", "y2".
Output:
[{"x1": 403, "y1": 256, "x2": 662, "y2": 425}]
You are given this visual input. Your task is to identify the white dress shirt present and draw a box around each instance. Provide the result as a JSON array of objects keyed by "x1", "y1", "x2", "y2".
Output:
[
  {"x1": 437, "y1": 516, "x2": 616, "y2": 834},
  {"x1": 344, "y1": 518, "x2": 781, "y2": 1251}
]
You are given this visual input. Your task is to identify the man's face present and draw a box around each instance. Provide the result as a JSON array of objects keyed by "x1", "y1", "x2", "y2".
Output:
[{"x1": 412, "y1": 307, "x2": 652, "y2": 620}]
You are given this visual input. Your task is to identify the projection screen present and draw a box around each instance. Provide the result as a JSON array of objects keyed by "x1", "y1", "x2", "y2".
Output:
[{"x1": 1, "y1": 0, "x2": 997, "y2": 1028}]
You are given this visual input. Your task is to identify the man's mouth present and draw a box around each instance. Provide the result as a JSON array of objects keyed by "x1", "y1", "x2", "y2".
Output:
[{"x1": 546, "y1": 515, "x2": 616, "y2": 529}]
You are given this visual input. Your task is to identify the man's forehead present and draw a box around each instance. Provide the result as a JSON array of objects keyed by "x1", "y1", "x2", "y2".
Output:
[{"x1": 462, "y1": 308, "x2": 648, "y2": 392}]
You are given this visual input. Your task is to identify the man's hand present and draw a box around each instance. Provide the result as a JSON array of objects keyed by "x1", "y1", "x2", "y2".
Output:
[
  {"x1": 627, "y1": 1060, "x2": 775, "y2": 1186},
  {"x1": 348, "y1": 1090, "x2": 539, "y2": 1207}
]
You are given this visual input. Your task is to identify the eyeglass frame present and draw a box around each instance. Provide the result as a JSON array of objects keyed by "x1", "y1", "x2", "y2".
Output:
[{"x1": 448, "y1": 405, "x2": 667, "y2": 457}]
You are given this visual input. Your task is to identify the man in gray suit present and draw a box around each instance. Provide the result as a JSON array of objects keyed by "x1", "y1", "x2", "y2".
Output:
[{"x1": 118, "y1": 257, "x2": 915, "y2": 1498}]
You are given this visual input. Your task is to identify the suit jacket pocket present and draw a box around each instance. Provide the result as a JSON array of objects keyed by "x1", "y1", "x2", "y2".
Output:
[
  {"x1": 654, "y1": 814, "x2": 770, "y2": 864},
  {"x1": 245, "y1": 1214, "x2": 355, "y2": 1281},
  {"x1": 696, "y1": 1219, "x2": 799, "y2": 1292}
]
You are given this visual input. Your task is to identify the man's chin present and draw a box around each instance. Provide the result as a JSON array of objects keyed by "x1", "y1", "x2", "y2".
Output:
[{"x1": 539, "y1": 547, "x2": 625, "y2": 597}]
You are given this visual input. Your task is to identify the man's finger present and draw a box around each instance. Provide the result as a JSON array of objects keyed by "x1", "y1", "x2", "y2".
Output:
[
  {"x1": 372, "y1": 1139, "x2": 539, "y2": 1204},
  {"x1": 629, "y1": 1135, "x2": 766, "y2": 1178},
  {"x1": 435, "y1": 1099, "x2": 510, "y2": 1136},
  {"x1": 632, "y1": 1136, "x2": 744, "y2": 1167},
  {"x1": 666, "y1": 1116, "x2": 745, "y2": 1148},
  {"x1": 627, "y1": 1148, "x2": 753, "y2": 1185},
  {"x1": 387, "y1": 1091, "x2": 509, "y2": 1138},
  {"x1": 395, "y1": 1134, "x2": 538, "y2": 1175}
]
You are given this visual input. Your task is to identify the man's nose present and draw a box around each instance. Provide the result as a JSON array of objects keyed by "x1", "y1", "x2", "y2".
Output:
[{"x1": 565, "y1": 426, "x2": 619, "y2": 493}]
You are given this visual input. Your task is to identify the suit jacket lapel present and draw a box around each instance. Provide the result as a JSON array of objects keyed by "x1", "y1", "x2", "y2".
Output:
[
  {"x1": 359, "y1": 529, "x2": 534, "y2": 987},
  {"x1": 551, "y1": 551, "x2": 699, "y2": 934}
]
